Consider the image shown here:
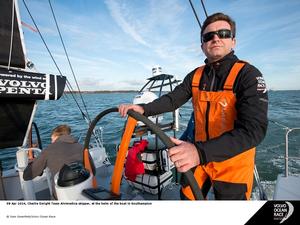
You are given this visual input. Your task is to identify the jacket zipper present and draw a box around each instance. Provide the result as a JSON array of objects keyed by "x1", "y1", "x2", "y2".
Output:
[{"x1": 205, "y1": 68, "x2": 216, "y2": 141}]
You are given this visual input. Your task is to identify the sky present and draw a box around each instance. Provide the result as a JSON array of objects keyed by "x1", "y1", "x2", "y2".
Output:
[{"x1": 18, "y1": 0, "x2": 300, "y2": 91}]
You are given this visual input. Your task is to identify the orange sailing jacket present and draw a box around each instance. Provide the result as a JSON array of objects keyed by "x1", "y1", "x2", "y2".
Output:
[
  {"x1": 192, "y1": 62, "x2": 247, "y2": 142},
  {"x1": 180, "y1": 61, "x2": 256, "y2": 200},
  {"x1": 143, "y1": 53, "x2": 268, "y2": 199}
]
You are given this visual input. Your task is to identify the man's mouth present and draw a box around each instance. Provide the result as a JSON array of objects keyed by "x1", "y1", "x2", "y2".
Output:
[{"x1": 211, "y1": 45, "x2": 221, "y2": 49}]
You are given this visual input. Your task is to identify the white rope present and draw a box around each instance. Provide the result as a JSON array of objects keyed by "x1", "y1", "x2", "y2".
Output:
[
  {"x1": 44, "y1": 74, "x2": 50, "y2": 100},
  {"x1": 8, "y1": 0, "x2": 15, "y2": 70}
]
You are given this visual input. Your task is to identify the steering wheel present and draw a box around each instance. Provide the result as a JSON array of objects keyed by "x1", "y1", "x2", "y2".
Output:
[{"x1": 84, "y1": 107, "x2": 204, "y2": 200}]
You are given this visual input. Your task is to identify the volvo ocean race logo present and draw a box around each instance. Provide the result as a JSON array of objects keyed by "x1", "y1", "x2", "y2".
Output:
[
  {"x1": 218, "y1": 99, "x2": 228, "y2": 108},
  {"x1": 256, "y1": 76, "x2": 267, "y2": 93},
  {"x1": 273, "y1": 201, "x2": 294, "y2": 223}
]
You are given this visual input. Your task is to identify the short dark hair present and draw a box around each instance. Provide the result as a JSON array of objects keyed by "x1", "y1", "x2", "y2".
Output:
[
  {"x1": 201, "y1": 12, "x2": 236, "y2": 39},
  {"x1": 51, "y1": 124, "x2": 71, "y2": 137}
]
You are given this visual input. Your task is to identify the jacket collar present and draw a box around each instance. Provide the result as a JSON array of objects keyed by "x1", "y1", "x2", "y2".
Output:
[
  {"x1": 55, "y1": 135, "x2": 77, "y2": 144},
  {"x1": 204, "y1": 51, "x2": 239, "y2": 78}
]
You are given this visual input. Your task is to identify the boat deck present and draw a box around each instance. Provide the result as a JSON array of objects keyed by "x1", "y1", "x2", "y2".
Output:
[{"x1": 273, "y1": 174, "x2": 300, "y2": 200}]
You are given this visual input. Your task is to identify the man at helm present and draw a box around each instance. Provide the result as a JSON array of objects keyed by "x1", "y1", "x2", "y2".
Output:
[{"x1": 119, "y1": 12, "x2": 268, "y2": 200}]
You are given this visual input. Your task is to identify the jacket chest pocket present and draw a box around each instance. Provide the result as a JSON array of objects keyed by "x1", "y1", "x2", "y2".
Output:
[{"x1": 199, "y1": 92, "x2": 236, "y2": 138}]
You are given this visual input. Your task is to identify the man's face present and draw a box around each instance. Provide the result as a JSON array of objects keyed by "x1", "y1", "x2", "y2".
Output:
[{"x1": 201, "y1": 20, "x2": 236, "y2": 63}]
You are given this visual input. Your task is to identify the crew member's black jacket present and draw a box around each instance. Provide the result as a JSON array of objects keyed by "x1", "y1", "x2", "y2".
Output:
[{"x1": 143, "y1": 51, "x2": 268, "y2": 164}]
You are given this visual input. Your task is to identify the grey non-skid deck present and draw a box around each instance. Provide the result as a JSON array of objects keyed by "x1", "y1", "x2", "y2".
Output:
[{"x1": 273, "y1": 174, "x2": 300, "y2": 200}]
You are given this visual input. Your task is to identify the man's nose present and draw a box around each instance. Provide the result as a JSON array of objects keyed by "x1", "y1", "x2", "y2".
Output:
[{"x1": 211, "y1": 33, "x2": 220, "y2": 41}]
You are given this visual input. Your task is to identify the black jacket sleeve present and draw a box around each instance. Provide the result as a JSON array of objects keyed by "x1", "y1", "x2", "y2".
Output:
[
  {"x1": 143, "y1": 69, "x2": 196, "y2": 116},
  {"x1": 196, "y1": 64, "x2": 268, "y2": 164}
]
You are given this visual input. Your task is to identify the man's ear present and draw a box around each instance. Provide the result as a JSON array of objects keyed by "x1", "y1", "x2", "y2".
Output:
[
  {"x1": 232, "y1": 37, "x2": 236, "y2": 49},
  {"x1": 51, "y1": 135, "x2": 58, "y2": 143}
]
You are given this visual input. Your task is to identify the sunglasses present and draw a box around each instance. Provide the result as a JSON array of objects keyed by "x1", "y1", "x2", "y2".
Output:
[{"x1": 202, "y1": 29, "x2": 233, "y2": 43}]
